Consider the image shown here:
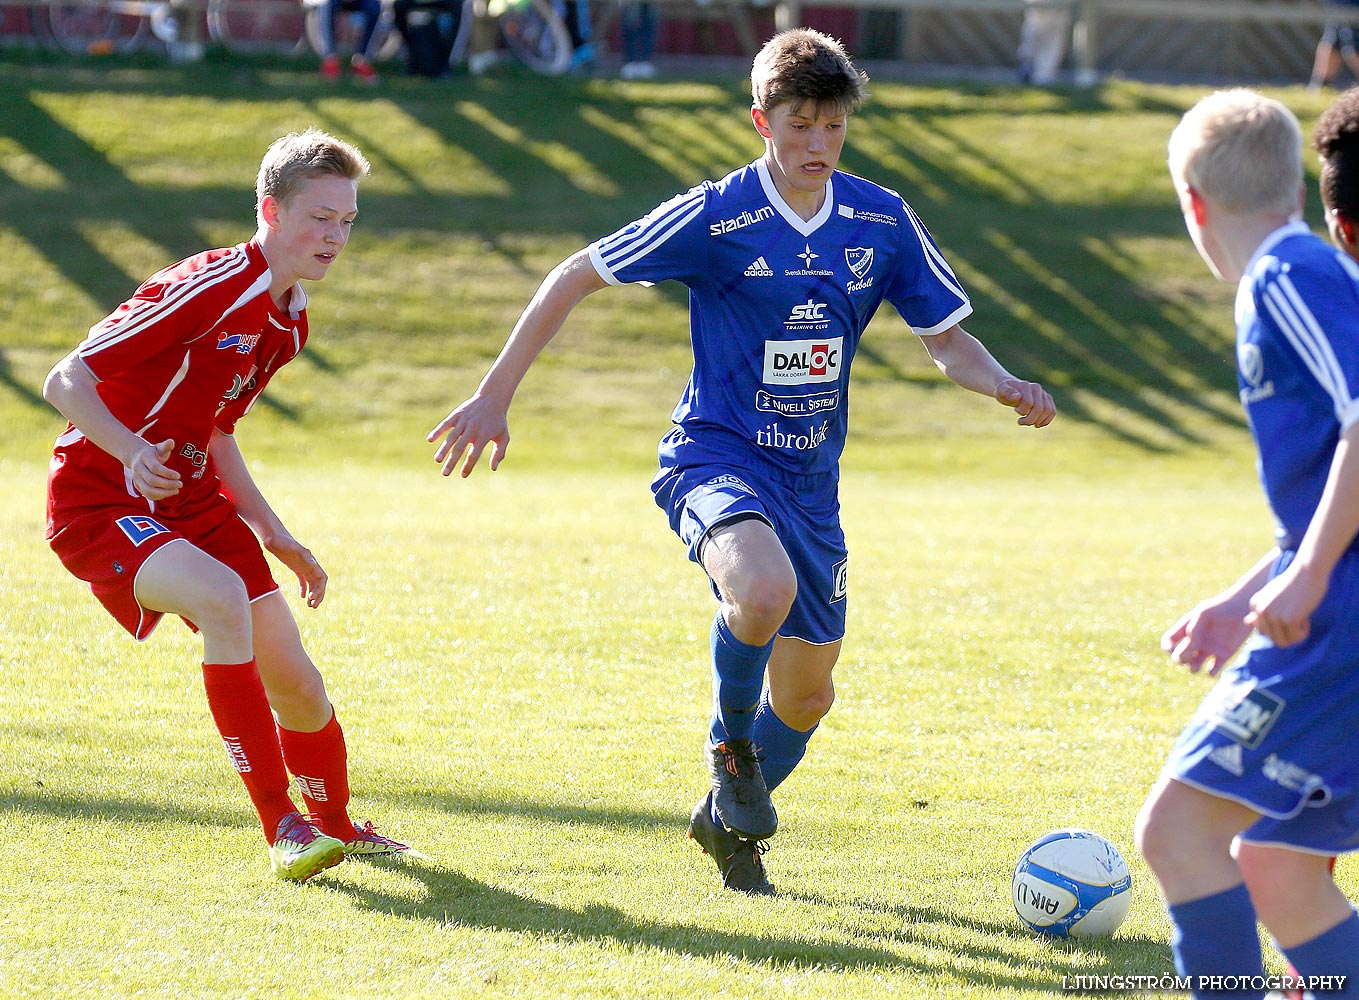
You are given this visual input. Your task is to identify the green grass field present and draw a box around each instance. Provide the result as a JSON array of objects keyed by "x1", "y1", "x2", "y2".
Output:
[{"x1": 1, "y1": 54, "x2": 1354, "y2": 998}]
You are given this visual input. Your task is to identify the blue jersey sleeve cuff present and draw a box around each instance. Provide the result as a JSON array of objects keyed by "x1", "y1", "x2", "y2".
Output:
[
  {"x1": 912, "y1": 302, "x2": 974, "y2": 337},
  {"x1": 588, "y1": 244, "x2": 624, "y2": 287}
]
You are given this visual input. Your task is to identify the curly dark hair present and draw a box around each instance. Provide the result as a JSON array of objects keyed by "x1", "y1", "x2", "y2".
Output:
[{"x1": 1314, "y1": 87, "x2": 1359, "y2": 218}]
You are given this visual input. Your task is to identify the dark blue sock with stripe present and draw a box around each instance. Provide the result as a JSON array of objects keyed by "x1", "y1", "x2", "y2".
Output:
[
  {"x1": 708, "y1": 611, "x2": 773, "y2": 744},
  {"x1": 750, "y1": 692, "x2": 816, "y2": 792}
]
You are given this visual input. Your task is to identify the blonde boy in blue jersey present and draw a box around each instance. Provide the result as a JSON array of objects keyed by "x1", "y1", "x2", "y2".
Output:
[
  {"x1": 1135, "y1": 89, "x2": 1359, "y2": 999},
  {"x1": 429, "y1": 28, "x2": 1055, "y2": 895}
]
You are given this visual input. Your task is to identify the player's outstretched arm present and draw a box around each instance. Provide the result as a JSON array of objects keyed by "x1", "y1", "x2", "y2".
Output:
[
  {"x1": 1246, "y1": 422, "x2": 1359, "y2": 647},
  {"x1": 210, "y1": 429, "x2": 327, "y2": 608},
  {"x1": 920, "y1": 325, "x2": 1056, "y2": 428},
  {"x1": 1161, "y1": 550, "x2": 1276, "y2": 676},
  {"x1": 42, "y1": 350, "x2": 182, "y2": 501},
  {"x1": 428, "y1": 250, "x2": 608, "y2": 478}
]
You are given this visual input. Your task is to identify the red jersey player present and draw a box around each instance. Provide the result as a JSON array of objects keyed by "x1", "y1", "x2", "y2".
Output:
[{"x1": 42, "y1": 128, "x2": 407, "y2": 881}]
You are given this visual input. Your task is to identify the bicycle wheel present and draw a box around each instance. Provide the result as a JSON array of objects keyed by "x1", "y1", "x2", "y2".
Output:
[
  {"x1": 498, "y1": 0, "x2": 569, "y2": 75},
  {"x1": 46, "y1": 0, "x2": 147, "y2": 54},
  {"x1": 208, "y1": 0, "x2": 308, "y2": 54},
  {"x1": 304, "y1": 0, "x2": 402, "y2": 61}
]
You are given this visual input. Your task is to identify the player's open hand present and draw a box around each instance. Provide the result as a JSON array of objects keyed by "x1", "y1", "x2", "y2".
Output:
[
  {"x1": 131, "y1": 438, "x2": 182, "y2": 501},
  {"x1": 995, "y1": 378, "x2": 1056, "y2": 428},
  {"x1": 1244, "y1": 563, "x2": 1326, "y2": 649},
  {"x1": 427, "y1": 395, "x2": 510, "y2": 478},
  {"x1": 1161, "y1": 595, "x2": 1254, "y2": 675},
  {"x1": 265, "y1": 533, "x2": 327, "y2": 609}
]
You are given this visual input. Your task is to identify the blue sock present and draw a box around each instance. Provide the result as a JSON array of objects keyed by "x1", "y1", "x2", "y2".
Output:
[
  {"x1": 708, "y1": 612, "x2": 773, "y2": 744},
  {"x1": 751, "y1": 693, "x2": 816, "y2": 792},
  {"x1": 1281, "y1": 909, "x2": 1359, "y2": 996},
  {"x1": 1168, "y1": 884, "x2": 1265, "y2": 999}
]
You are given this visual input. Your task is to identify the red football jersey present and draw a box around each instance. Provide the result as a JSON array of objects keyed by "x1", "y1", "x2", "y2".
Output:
[{"x1": 46, "y1": 240, "x2": 309, "y2": 534}]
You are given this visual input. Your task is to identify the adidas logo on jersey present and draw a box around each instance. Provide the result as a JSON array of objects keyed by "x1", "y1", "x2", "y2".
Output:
[{"x1": 745, "y1": 256, "x2": 774, "y2": 277}]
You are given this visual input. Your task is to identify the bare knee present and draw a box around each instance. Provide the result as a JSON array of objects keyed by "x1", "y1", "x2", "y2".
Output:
[
  {"x1": 725, "y1": 573, "x2": 797, "y2": 639},
  {"x1": 1135, "y1": 787, "x2": 1198, "y2": 879},
  {"x1": 266, "y1": 661, "x2": 328, "y2": 710},
  {"x1": 779, "y1": 682, "x2": 834, "y2": 730},
  {"x1": 1133, "y1": 795, "x2": 1171, "y2": 874},
  {"x1": 188, "y1": 573, "x2": 252, "y2": 639},
  {"x1": 1234, "y1": 842, "x2": 1309, "y2": 911}
]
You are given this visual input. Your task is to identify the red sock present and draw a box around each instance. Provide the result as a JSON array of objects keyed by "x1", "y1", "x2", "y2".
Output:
[
  {"x1": 201, "y1": 660, "x2": 297, "y2": 844},
  {"x1": 277, "y1": 711, "x2": 353, "y2": 840}
]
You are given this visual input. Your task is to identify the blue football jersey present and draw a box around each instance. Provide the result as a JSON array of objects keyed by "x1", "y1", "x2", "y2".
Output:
[
  {"x1": 1237, "y1": 221, "x2": 1359, "y2": 551},
  {"x1": 588, "y1": 158, "x2": 973, "y2": 476}
]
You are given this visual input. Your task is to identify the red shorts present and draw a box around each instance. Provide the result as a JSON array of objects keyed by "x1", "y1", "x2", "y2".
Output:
[{"x1": 48, "y1": 495, "x2": 278, "y2": 640}]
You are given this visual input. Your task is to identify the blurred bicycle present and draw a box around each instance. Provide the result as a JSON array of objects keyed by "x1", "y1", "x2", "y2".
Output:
[
  {"x1": 33, "y1": 0, "x2": 570, "y2": 73},
  {"x1": 39, "y1": 0, "x2": 179, "y2": 55},
  {"x1": 465, "y1": 0, "x2": 572, "y2": 76}
]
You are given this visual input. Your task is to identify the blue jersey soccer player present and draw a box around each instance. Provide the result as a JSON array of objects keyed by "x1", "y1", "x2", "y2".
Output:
[
  {"x1": 429, "y1": 28, "x2": 1055, "y2": 895},
  {"x1": 1135, "y1": 89, "x2": 1359, "y2": 999}
]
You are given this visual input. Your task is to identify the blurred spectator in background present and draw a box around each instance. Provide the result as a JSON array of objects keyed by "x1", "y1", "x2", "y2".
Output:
[
  {"x1": 562, "y1": 0, "x2": 595, "y2": 72},
  {"x1": 1017, "y1": 0, "x2": 1072, "y2": 86},
  {"x1": 393, "y1": 0, "x2": 462, "y2": 77},
  {"x1": 318, "y1": 0, "x2": 383, "y2": 81},
  {"x1": 619, "y1": 1, "x2": 658, "y2": 79},
  {"x1": 1310, "y1": 0, "x2": 1359, "y2": 91},
  {"x1": 467, "y1": 0, "x2": 501, "y2": 75}
]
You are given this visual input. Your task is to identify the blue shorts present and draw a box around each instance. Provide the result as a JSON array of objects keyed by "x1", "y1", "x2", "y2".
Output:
[
  {"x1": 1163, "y1": 549, "x2": 1359, "y2": 855},
  {"x1": 651, "y1": 462, "x2": 847, "y2": 645}
]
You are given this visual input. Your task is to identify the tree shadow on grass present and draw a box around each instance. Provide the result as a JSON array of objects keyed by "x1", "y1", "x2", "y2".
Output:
[
  {"x1": 0, "y1": 348, "x2": 46, "y2": 408},
  {"x1": 780, "y1": 888, "x2": 1175, "y2": 980},
  {"x1": 331, "y1": 852, "x2": 1077, "y2": 992},
  {"x1": 6, "y1": 782, "x2": 1160, "y2": 991},
  {"x1": 342, "y1": 789, "x2": 1154, "y2": 990}
]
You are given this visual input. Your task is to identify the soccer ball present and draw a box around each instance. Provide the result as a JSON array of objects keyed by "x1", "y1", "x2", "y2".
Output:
[{"x1": 1011, "y1": 828, "x2": 1133, "y2": 939}]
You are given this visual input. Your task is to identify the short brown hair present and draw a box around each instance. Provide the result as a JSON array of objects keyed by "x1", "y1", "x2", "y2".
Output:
[
  {"x1": 255, "y1": 127, "x2": 370, "y2": 208},
  {"x1": 751, "y1": 28, "x2": 868, "y2": 118}
]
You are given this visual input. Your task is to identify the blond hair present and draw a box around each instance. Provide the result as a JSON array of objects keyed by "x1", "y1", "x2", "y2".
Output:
[
  {"x1": 1168, "y1": 89, "x2": 1302, "y2": 215},
  {"x1": 255, "y1": 127, "x2": 370, "y2": 210}
]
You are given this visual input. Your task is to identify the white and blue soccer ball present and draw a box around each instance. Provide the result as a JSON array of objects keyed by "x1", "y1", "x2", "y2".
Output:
[{"x1": 1011, "y1": 828, "x2": 1133, "y2": 939}]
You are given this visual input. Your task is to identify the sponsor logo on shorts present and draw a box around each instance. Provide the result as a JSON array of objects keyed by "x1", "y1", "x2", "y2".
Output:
[
  {"x1": 755, "y1": 389, "x2": 840, "y2": 417},
  {"x1": 217, "y1": 331, "x2": 261, "y2": 355},
  {"x1": 1262, "y1": 754, "x2": 1326, "y2": 800},
  {"x1": 1202, "y1": 679, "x2": 1284, "y2": 750},
  {"x1": 1207, "y1": 743, "x2": 1244, "y2": 776},
  {"x1": 831, "y1": 558, "x2": 848, "y2": 602},
  {"x1": 115, "y1": 514, "x2": 170, "y2": 547},
  {"x1": 763, "y1": 338, "x2": 843, "y2": 385},
  {"x1": 706, "y1": 474, "x2": 756, "y2": 497}
]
